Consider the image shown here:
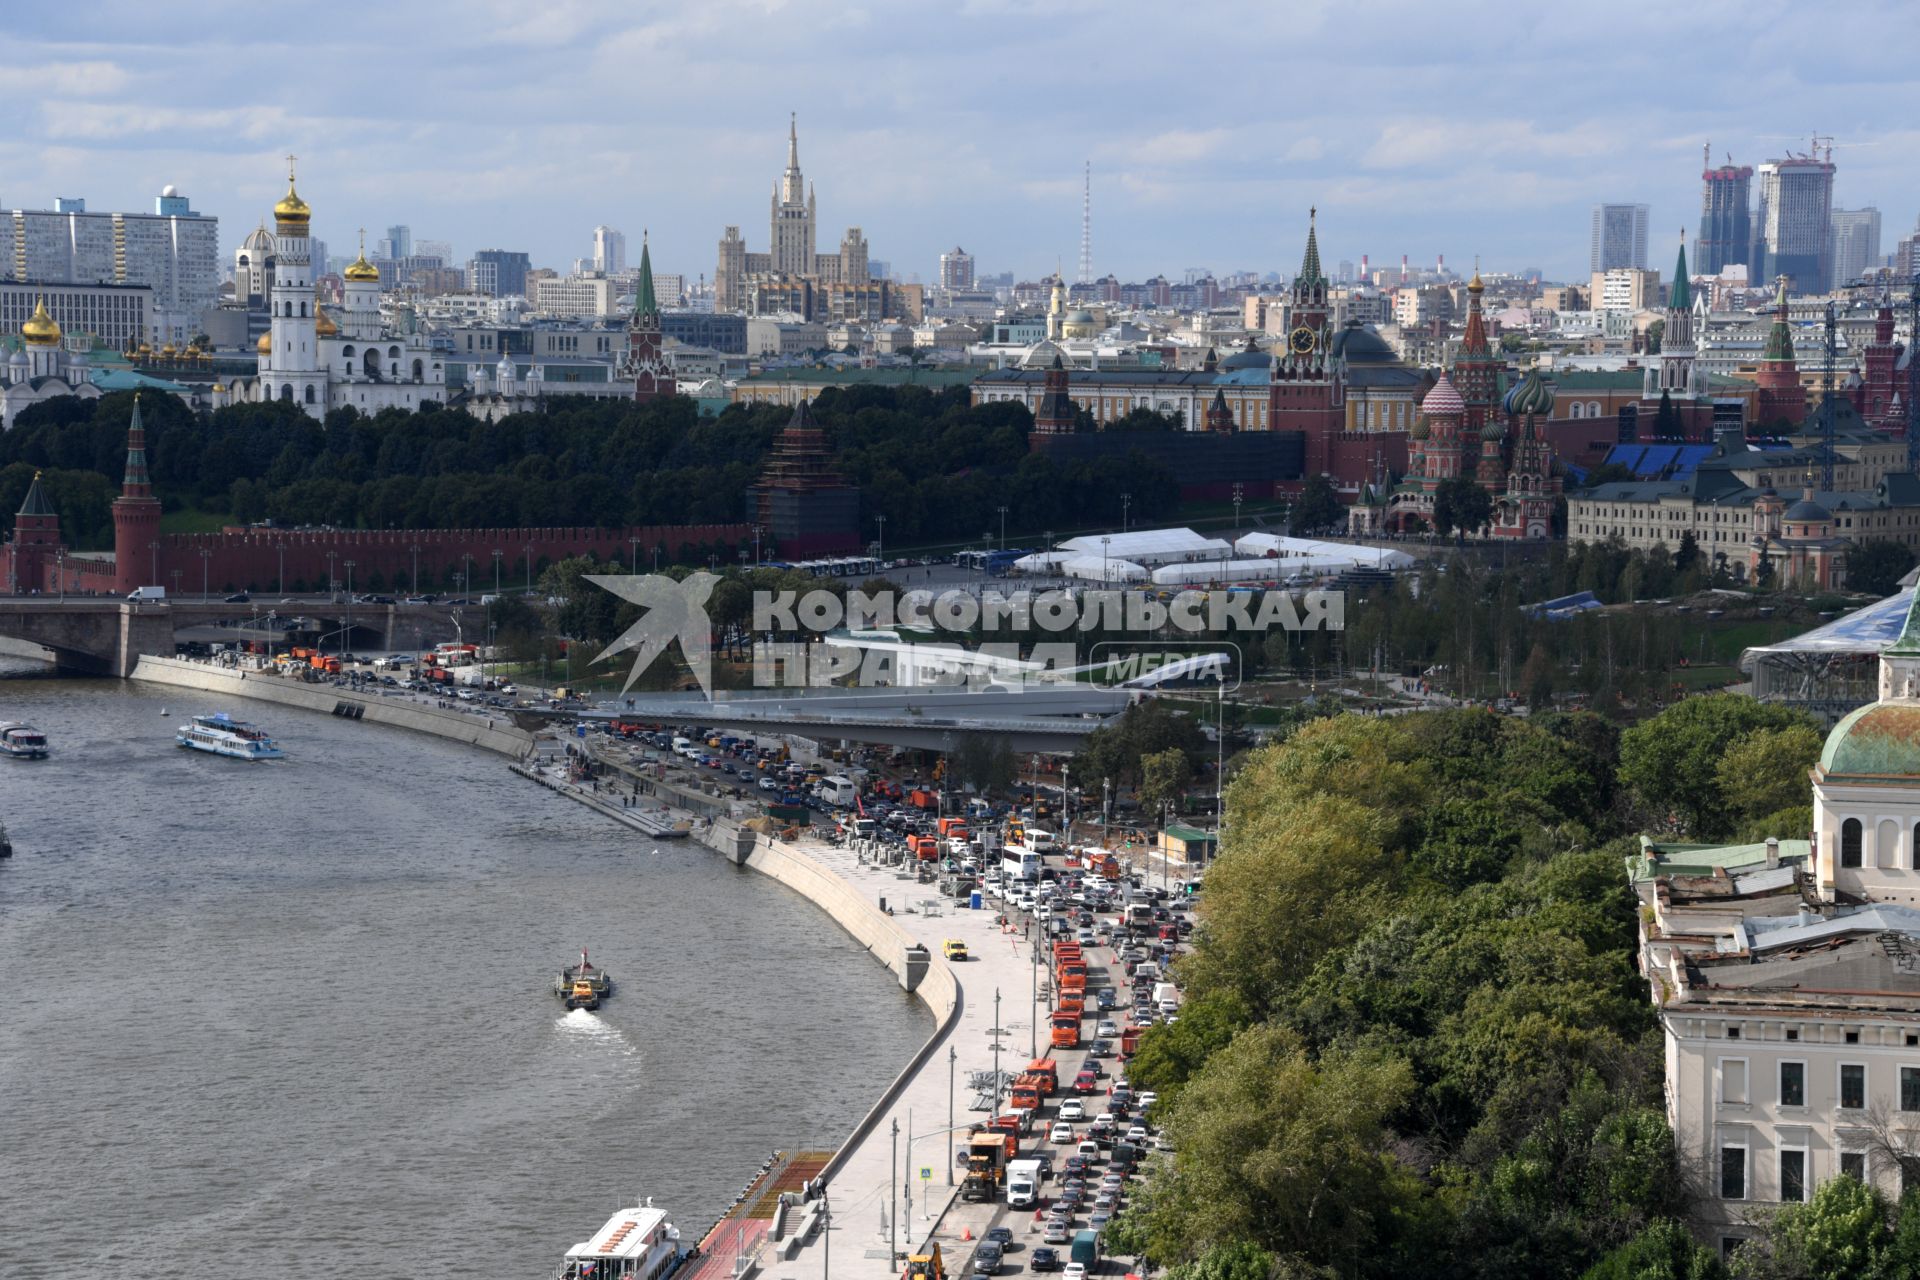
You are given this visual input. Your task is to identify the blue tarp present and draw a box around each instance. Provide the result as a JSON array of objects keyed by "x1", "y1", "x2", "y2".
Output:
[{"x1": 1526, "y1": 590, "x2": 1603, "y2": 620}]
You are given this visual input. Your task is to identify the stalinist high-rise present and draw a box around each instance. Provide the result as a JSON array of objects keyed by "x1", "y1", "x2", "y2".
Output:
[
  {"x1": 715, "y1": 117, "x2": 874, "y2": 313},
  {"x1": 769, "y1": 114, "x2": 815, "y2": 276}
]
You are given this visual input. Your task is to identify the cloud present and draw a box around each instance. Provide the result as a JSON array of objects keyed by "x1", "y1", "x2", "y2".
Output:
[{"x1": 0, "y1": 61, "x2": 129, "y2": 96}]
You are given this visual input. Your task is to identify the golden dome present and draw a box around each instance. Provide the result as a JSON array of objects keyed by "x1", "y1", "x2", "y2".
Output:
[
  {"x1": 212, "y1": 381, "x2": 227, "y2": 393},
  {"x1": 137, "y1": 341, "x2": 152, "y2": 356},
  {"x1": 160, "y1": 343, "x2": 177, "y2": 357},
  {"x1": 344, "y1": 254, "x2": 379, "y2": 283},
  {"x1": 1467, "y1": 270, "x2": 1484, "y2": 294},
  {"x1": 256, "y1": 331, "x2": 272, "y2": 355},
  {"x1": 273, "y1": 162, "x2": 311, "y2": 227},
  {"x1": 315, "y1": 307, "x2": 338, "y2": 336},
  {"x1": 21, "y1": 297, "x2": 61, "y2": 347}
]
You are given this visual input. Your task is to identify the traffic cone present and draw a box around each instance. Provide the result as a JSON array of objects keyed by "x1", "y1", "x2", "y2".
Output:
[{"x1": 961, "y1": 1226, "x2": 972, "y2": 1241}]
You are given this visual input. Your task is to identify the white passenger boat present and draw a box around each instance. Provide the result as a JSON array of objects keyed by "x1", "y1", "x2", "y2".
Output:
[
  {"x1": 0, "y1": 722, "x2": 48, "y2": 759},
  {"x1": 175, "y1": 713, "x2": 284, "y2": 761},
  {"x1": 555, "y1": 1200, "x2": 685, "y2": 1280}
]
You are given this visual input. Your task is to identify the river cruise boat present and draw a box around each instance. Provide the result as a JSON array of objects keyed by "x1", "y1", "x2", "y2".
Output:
[
  {"x1": 0, "y1": 722, "x2": 48, "y2": 759},
  {"x1": 175, "y1": 713, "x2": 284, "y2": 761},
  {"x1": 554, "y1": 947, "x2": 613, "y2": 1011},
  {"x1": 555, "y1": 1200, "x2": 684, "y2": 1280}
]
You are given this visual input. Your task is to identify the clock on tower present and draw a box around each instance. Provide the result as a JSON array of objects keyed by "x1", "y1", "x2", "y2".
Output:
[{"x1": 1288, "y1": 325, "x2": 1317, "y2": 356}]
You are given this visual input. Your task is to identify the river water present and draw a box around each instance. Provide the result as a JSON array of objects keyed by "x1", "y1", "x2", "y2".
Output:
[{"x1": 0, "y1": 665, "x2": 928, "y2": 1279}]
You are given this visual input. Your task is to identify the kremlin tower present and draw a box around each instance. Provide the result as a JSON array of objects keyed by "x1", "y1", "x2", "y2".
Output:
[
  {"x1": 1754, "y1": 278, "x2": 1806, "y2": 431},
  {"x1": 111, "y1": 395, "x2": 163, "y2": 594},
  {"x1": 626, "y1": 234, "x2": 675, "y2": 402},
  {"x1": 1855, "y1": 290, "x2": 1906, "y2": 433},
  {"x1": 7, "y1": 471, "x2": 62, "y2": 595},
  {"x1": 1032, "y1": 354, "x2": 1076, "y2": 441},
  {"x1": 1270, "y1": 210, "x2": 1348, "y2": 474}
]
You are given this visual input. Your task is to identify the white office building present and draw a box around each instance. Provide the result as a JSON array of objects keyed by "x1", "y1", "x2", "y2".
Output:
[{"x1": 0, "y1": 186, "x2": 217, "y2": 344}]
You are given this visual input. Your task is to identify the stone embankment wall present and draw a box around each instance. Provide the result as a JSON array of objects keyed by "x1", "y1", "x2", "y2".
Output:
[
  {"x1": 130, "y1": 655, "x2": 533, "y2": 756},
  {"x1": 704, "y1": 820, "x2": 962, "y2": 1187}
]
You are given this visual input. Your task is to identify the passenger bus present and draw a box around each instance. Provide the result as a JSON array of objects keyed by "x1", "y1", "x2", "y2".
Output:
[{"x1": 1000, "y1": 844, "x2": 1042, "y2": 883}]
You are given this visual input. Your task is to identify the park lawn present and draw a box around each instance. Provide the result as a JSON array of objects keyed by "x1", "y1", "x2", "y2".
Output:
[{"x1": 160, "y1": 506, "x2": 232, "y2": 534}]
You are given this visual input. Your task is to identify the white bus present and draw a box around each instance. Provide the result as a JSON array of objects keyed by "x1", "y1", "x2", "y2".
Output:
[
  {"x1": 1000, "y1": 844, "x2": 1042, "y2": 883},
  {"x1": 818, "y1": 775, "x2": 860, "y2": 808}
]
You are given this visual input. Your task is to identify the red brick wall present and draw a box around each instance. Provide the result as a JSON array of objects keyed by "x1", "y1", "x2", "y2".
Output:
[{"x1": 134, "y1": 524, "x2": 753, "y2": 594}]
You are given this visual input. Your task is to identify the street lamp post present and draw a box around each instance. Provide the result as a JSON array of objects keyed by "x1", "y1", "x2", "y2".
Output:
[
  {"x1": 326, "y1": 552, "x2": 338, "y2": 599},
  {"x1": 56, "y1": 549, "x2": 66, "y2": 601},
  {"x1": 170, "y1": 568, "x2": 182, "y2": 598},
  {"x1": 344, "y1": 560, "x2": 355, "y2": 600},
  {"x1": 148, "y1": 540, "x2": 160, "y2": 588},
  {"x1": 947, "y1": 1044, "x2": 957, "y2": 1187},
  {"x1": 997, "y1": 505, "x2": 1007, "y2": 550},
  {"x1": 411, "y1": 544, "x2": 420, "y2": 596},
  {"x1": 277, "y1": 543, "x2": 287, "y2": 595},
  {"x1": 200, "y1": 547, "x2": 212, "y2": 600},
  {"x1": 1122, "y1": 492, "x2": 1132, "y2": 532},
  {"x1": 492, "y1": 549, "x2": 503, "y2": 596},
  {"x1": 1215, "y1": 669, "x2": 1227, "y2": 860},
  {"x1": 524, "y1": 542, "x2": 535, "y2": 596},
  {"x1": 991, "y1": 987, "x2": 1003, "y2": 1114},
  {"x1": 876, "y1": 513, "x2": 886, "y2": 567},
  {"x1": 629, "y1": 536, "x2": 641, "y2": 574},
  {"x1": 462, "y1": 553, "x2": 473, "y2": 598},
  {"x1": 1232, "y1": 482, "x2": 1244, "y2": 536},
  {"x1": 1103, "y1": 776, "x2": 1112, "y2": 849},
  {"x1": 889, "y1": 1118, "x2": 898, "y2": 1265}
]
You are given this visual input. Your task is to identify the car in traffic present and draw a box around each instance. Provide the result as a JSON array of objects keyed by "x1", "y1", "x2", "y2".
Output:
[
  {"x1": 943, "y1": 939, "x2": 970, "y2": 961},
  {"x1": 1049, "y1": 1122, "x2": 1076, "y2": 1144},
  {"x1": 971, "y1": 1240, "x2": 1003, "y2": 1274},
  {"x1": 1042, "y1": 1220, "x2": 1070, "y2": 1245},
  {"x1": 1057, "y1": 1098, "x2": 1085, "y2": 1121},
  {"x1": 1030, "y1": 1246, "x2": 1062, "y2": 1271}
]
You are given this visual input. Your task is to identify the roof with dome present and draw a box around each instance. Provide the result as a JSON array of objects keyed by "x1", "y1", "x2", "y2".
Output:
[
  {"x1": 21, "y1": 298, "x2": 61, "y2": 347},
  {"x1": 1329, "y1": 323, "x2": 1395, "y2": 365},
  {"x1": 273, "y1": 165, "x2": 311, "y2": 226},
  {"x1": 1502, "y1": 367, "x2": 1553, "y2": 417},
  {"x1": 1420, "y1": 373, "x2": 1464, "y2": 416},
  {"x1": 1820, "y1": 700, "x2": 1920, "y2": 780},
  {"x1": 1783, "y1": 495, "x2": 1832, "y2": 522}
]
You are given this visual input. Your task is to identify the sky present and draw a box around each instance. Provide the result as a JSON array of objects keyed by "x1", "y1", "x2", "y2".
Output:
[{"x1": 6, "y1": 0, "x2": 1920, "y2": 288}]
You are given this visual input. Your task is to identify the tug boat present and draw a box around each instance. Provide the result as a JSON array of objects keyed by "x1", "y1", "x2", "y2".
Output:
[
  {"x1": 554, "y1": 947, "x2": 613, "y2": 1011},
  {"x1": 175, "y1": 712, "x2": 284, "y2": 761},
  {"x1": 0, "y1": 722, "x2": 48, "y2": 759}
]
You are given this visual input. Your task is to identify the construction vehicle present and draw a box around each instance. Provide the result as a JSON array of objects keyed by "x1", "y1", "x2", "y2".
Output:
[
  {"x1": 1023, "y1": 1057, "x2": 1059, "y2": 1093},
  {"x1": 903, "y1": 1242, "x2": 946, "y2": 1280},
  {"x1": 936, "y1": 817, "x2": 971, "y2": 840},
  {"x1": 910, "y1": 835, "x2": 941, "y2": 862},
  {"x1": 961, "y1": 1130, "x2": 1011, "y2": 1202},
  {"x1": 1009, "y1": 1074, "x2": 1043, "y2": 1112},
  {"x1": 1050, "y1": 1010, "x2": 1081, "y2": 1049}
]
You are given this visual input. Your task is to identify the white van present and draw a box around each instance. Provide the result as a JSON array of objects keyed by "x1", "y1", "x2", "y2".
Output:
[
  {"x1": 1006, "y1": 1158, "x2": 1042, "y2": 1208},
  {"x1": 127, "y1": 586, "x2": 167, "y2": 601}
]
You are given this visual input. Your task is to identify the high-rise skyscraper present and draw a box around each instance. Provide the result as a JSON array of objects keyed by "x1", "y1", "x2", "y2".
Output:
[
  {"x1": 1755, "y1": 151, "x2": 1836, "y2": 293},
  {"x1": 467, "y1": 249, "x2": 530, "y2": 297},
  {"x1": 381, "y1": 224, "x2": 410, "y2": 262},
  {"x1": 1591, "y1": 203, "x2": 1649, "y2": 272},
  {"x1": 593, "y1": 225, "x2": 626, "y2": 275},
  {"x1": 1697, "y1": 148, "x2": 1752, "y2": 275},
  {"x1": 938, "y1": 246, "x2": 974, "y2": 290},
  {"x1": 1831, "y1": 208, "x2": 1882, "y2": 287}
]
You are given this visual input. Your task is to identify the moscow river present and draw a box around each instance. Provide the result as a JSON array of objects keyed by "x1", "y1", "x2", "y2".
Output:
[{"x1": 0, "y1": 664, "x2": 928, "y2": 1279}]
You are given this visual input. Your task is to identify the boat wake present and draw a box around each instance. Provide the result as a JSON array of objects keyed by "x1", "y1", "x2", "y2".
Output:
[{"x1": 556, "y1": 1007, "x2": 637, "y2": 1058}]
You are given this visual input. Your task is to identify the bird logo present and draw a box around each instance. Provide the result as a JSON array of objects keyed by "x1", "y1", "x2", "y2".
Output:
[{"x1": 587, "y1": 572, "x2": 719, "y2": 697}]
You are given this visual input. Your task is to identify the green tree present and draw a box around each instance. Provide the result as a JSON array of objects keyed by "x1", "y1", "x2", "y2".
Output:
[
  {"x1": 1139, "y1": 747, "x2": 1194, "y2": 823},
  {"x1": 1435, "y1": 475, "x2": 1495, "y2": 537},
  {"x1": 1168, "y1": 1239, "x2": 1280, "y2": 1280},
  {"x1": 1126, "y1": 990, "x2": 1250, "y2": 1101},
  {"x1": 1847, "y1": 537, "x2": 1917, "y2": 596},
  {"x1": 1582, "y1": 1219, "x2": 1726, "y2": 1280},
  {"x1": 1728, "y1": 1173, "x2": 1889, "y2": 1280},
  {"x1": 1147, "y1": 1025, "x2": 1416, "y2": 1267},
  {"x1": 1713, "y1": 724, "x2": 1824, "y2": 828},
  {"x1": 1289, "y1": 473, "x2": 1342, "y2": 535},
  {"x1": 1653, "y1": 391, "x2": 1680, "y2": 437},
  {"x1": 1619, "y1": 696, "x2": 1817, "y2": 836}
]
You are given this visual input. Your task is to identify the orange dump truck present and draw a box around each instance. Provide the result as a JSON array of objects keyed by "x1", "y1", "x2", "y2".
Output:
[
  {"x1": 1023, "y1": 1057, "x2": 1058, "y2": 1093},
  {"x1": 910, "y1": 835, "x2": 940, "y2": 862},
  {"x1": 1050, "y1": 1010, "x2": 1081, "y2": 1049}
]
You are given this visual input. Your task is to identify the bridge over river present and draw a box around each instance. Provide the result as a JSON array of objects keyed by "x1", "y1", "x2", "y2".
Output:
[{"x1": 0, "y1": 597, "x2": 472, "y2": 676}]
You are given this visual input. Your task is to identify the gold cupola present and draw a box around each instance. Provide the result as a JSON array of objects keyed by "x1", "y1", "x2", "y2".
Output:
[
  {"x1": 273, "y1": 156, "x2": 311, "y2": 231},
  {"x1": 21, "y1": 297, "x2": 61, "y2": 347}
]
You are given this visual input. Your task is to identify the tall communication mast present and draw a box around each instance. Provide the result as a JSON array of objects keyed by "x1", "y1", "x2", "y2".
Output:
[{"x1": 1078, "y1": 161, "x2": 1093, "y2": 286}]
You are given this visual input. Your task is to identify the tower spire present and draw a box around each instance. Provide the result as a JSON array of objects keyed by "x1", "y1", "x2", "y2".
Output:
[
  {"x1": 123, "y1": 394, "x2": 151, "y2": 495},
  {"x1": 1299, "y1": 207, "x2": 1324, "y2": 285},
  {"x1": 1669, "y1": 229, "x2": 1691, "y2": 310},
  {"x1": 634, "y1": 231, "x2": 658, "y2": 323}
]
